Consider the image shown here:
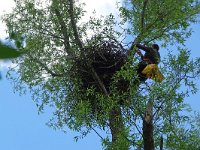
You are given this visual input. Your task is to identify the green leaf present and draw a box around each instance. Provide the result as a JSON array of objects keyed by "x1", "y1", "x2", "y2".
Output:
[{"x1": 0, "y1": 42, "x2": 21, "y2": 59}]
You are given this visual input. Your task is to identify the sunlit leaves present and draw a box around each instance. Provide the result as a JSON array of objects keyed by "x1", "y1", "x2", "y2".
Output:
[
  {"x1": 2, "y1": 0, "x2": 200, "y2": 149},
  {"x1": 120, "y1": 0, "x2": 200, "y2": 45}
]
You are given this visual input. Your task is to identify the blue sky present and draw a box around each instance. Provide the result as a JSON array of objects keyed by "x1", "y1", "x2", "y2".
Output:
[
  {"x1": 0, "y1": 73, "x2": 102, "y2": 150},
  {"x1": 183, "y1": 23, "x2": 200, "y2": 112},
  {"x1": 0, "y1": 1, "x2": 200, "y2": 150},
  {"x1": 0, "y1": 1, "x2": 112, "y2": 150}
]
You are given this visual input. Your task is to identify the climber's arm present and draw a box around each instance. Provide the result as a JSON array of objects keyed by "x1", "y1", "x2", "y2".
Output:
[
  {"x1": 136, "y1": 44, "x2": 151, "y2": 52},
  {"x1": 136, "y1": 49, "x2": 143, "y2": 59}
]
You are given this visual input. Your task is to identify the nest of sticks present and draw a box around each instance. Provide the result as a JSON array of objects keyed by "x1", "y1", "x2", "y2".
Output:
[
  {"x1": 72, "y1": 39, "x2": 131, "y2": 112},
  {"x1": 75, "y1": 39, "x2": 129, "y2": 91}
]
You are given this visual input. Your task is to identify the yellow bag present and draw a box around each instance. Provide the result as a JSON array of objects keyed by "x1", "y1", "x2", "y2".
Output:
[{"x1": 142, "y1": 64, "x2": 164, "y2": 82}]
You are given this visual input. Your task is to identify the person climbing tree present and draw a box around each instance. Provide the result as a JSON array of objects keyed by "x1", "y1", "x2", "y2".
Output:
[{"x1": 135, "y1": 43, "x2": 164, "y2": 82}]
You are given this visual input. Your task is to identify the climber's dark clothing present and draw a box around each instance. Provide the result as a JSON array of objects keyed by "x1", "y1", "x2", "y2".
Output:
[
  {"x1": 136, "y1": 44, "x2": 161, "y2": 82},
  {"x1": 136, "y1": 44, "x2": 160, "y2": 64}
]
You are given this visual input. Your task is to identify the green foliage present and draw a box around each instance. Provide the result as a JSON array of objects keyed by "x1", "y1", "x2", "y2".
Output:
[
  {"x1": 2, "y1": 0, "x2": 200, "y2": 149},
  {"x1": 0, "y1": 40, "x2": 23, "y2": 80},
  {"x1": 0, "y1": 42, "x2": 22, "y2": 59},
  {"x1": 120, "y1": 0, "x2": 200, "y2": 45},
  {"x1": 164, "y1": 112, "x2": 200, "y2": 150}
]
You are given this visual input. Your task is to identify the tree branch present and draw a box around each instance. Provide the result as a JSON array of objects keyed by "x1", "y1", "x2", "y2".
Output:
[
  {"x1": 143, "y1": 100, "x2": 154, "y2": 150},
  {"x1": 128, "y1": 6, "x2": 191, "y2": 53},
  {"x1": 132, "y1": 120, "x2": 143, "y2": 136},
  {"x1": 54, "y1": 8, "x2": 70, "y2": 48},
  {"x1": 160, "y1": 135, "x2": 163, "y2": 150},
  {"x1": 67, "y1": 0, "x2": 83, "y2": 49},
  {"x1": 90, "y1": 66, "x2": 109, "y2": 95},
  {"x1": 28, "y1": 54, "x2": 64, "y2": 77},
  {"x1": 91, "y1": 127, "x2": 104, "y2": 140},
  {"x1": 52, "y1": 1, "x2": 73, "y2": 56},
  {"x1": 39, "y1": 29, "x2": 64, "y2": 40},
  {"x1": 144, "y1": 9, "x2": 199, "y2": 44},
  {"x1": 141, "y1": 0, "x2": 149, "y2": 31}
]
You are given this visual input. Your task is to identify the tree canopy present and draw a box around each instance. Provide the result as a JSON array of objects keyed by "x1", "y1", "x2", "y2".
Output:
[{"x1": 2, "y1": 0, "x2": 200, "y2": 149}]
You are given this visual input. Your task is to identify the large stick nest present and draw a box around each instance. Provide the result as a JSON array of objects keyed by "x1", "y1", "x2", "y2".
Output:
[
  {"x1": 71, "y1": 39, "x2": 131, "y2": 114},
  {"x1": 75, "y1": 39, "x2": 129, "y2": 93}
]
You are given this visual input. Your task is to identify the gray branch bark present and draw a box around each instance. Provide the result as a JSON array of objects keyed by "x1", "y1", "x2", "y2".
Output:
[
  {"x1": 68, "y1": 0, "x2": 83, "y2": 49},
  {"x1": 143, "y1": 100, "x2": 154, "y2": 150}
]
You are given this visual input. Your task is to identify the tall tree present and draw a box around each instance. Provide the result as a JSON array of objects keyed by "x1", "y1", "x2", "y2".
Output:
[{"x1": 2, "y1": 0, "x2": 200, "y2": 149}]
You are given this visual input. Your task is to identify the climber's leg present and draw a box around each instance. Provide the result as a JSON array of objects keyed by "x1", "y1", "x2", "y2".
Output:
[{"x1": 137, "y1": 61, "x2": 148, "y2": 82}]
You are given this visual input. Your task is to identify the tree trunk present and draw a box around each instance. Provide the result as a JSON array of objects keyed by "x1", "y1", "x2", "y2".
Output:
[
  {"x1": 109, "y1": 106, "x2": 123, "y2": 142},
  {"x1": 143, "y1": 100, "x2": 154, "y2": 150},
  {"x1": 109, "y1": 106, "x2": 129, "y2": 150}
]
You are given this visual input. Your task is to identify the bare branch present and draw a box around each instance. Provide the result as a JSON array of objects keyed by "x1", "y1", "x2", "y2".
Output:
[
  {"x1": 144, "y1": 100, "x2": 153, "y2": 124},
  {"x1": 132, "y1": 120, "x2": 143, "y2": 136},
  {"x1": 143, "y1": 100, "x2": 154, "y2": 150},
  {"x1": 53, "y1": 8, "x2": 70, "y2": 49},
  {"x1": 91, "y1": 127, "x2": 104, "y2": 140},
  {"x1": 160, "y1": 135, "x2": 163, "y2": 150},
  {"x1": 90, "y1": 66, "x2": 109, "y2": 95},
  {"x1": 67, "y1": 0, "x2": 83, "y2": 49},
  {"x1": 52, "y1": 1, "x2": 74, "y2": 56},
  {"x1": 141, "y1": 0, "x2": 149, "y2": 31}
]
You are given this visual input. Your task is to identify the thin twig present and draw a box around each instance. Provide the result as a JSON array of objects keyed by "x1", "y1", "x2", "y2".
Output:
[
  {"x1": 91, "y1": 127, "x2": 104, "y2": 140},
  {"x1": 28, "y1": 54, "x2": 64, "y2": 77}
]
